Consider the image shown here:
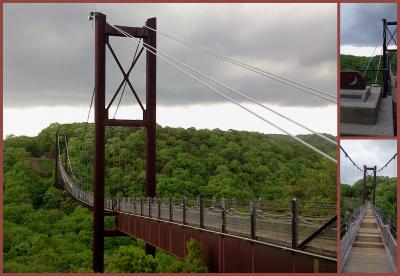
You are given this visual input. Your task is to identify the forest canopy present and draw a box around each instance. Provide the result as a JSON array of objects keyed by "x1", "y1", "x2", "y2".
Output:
[{"x1": 4, "y1": 123, "x2": 337, "y2": 272}]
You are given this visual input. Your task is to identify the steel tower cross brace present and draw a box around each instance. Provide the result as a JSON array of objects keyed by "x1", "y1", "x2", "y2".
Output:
[
  {"x1": 362, "y1": 165, "x2": 377, "y2": 204},
  {"x1": 92, "y1": 12, "x2": 157, "y2": 273},
  {"x1": 382, "y1": 19, "x2": 397, "y2": 97}
]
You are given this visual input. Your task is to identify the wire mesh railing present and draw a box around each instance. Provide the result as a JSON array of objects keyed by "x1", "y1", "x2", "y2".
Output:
[
  {"x1": 372, "y1": 204, "x2": 397, "y2": 266},
  {"x1": 340, "y1": 204, "x2": 366, "y2": 272},
  {"x1": 57, "y1": 150, "x2": 337, "y2": 256}
]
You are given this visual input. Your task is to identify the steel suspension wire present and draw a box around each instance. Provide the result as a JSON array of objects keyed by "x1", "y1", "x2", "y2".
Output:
[
  {"x1": 377, "y1": 153, "x2": 397, "y2": 172},
  {"x1": 113, "y1": 38, "x2": 143, "y2": 119},
  {"x1": 111, "y1": 25, "x2": 337, "y2": 163},
  {"x1": 143, "y1": 26, "x2": 336, "y2": 103},
  {"x1": 114, "y1": 82, "x2": 128, "y2": 119},
  {"x1": 11, "y1": 192, "x2": 55, "y2": 234},
  {"x1": 375, "y1": 49, "x2": 382, "y2": 84},
  {"x1": 64, "y1": 134, "x2": 80, "y2": 184},
  {"x1": 340, "y1": 146, "x2": 363, "y2": 171},
  {"x1": 344, "y1": 154, "x2": 348, "y2": 217},
  {"x1": 82, "y1": 88, "x2": 95, "y2": 143},
  {"x1": 111, "y1": 25, "x2": 337, "y2": 146},
  {"x1": 363, "y1": 42, "x2": 380, "y2": 75}
]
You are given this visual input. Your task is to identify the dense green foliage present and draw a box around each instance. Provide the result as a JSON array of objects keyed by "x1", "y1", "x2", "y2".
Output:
[
  {"x1": 340, "y1": 54, "x2": 397, "y2": 85},
  {"x1": 4, "y1": 123, "x2": 336, "y2": 272},
  {"x1": 55, "y1": 123, "x2": 337, "y2": 202},
  {"x1": 340, "y1": 176, "x2": 397, "y2": 223},
  {"x1": 164, "y1": 239, "x2": 208, "y2": 272}
]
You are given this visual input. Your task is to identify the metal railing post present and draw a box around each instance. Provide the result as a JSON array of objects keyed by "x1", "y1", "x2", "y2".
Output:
[
  {"x1": 200, "y1": 197, "x2": 204, "y2": 229},
  {"x1": 140, "y1": 198, "x2": 144, "y2": 216},
  {"x1": 291, "y1": 198, "x2": 298, "y2": 249},
  {"x1": 169, "y1": 198, "x2": 173, "y2": 222},
  {"x1": 251, "y1": 199, "x2": 256, "y2": 239},
  {"x1": 222, "y1": 198, "x2": 226, "y2": 233},
  {"x1": 183, "y1": 197, "x2": 187, "y2": 225},
  {"x1": 158, "y1": 198, "x2": 161, "y2": 219},
  {"x1": 148, "y1": 197, "x2": 152, "y2": 217}
]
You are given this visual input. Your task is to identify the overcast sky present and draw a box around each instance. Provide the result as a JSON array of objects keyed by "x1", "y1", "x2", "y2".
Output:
[
  {"x1": 340, "y1": 3, "x2": 397, "y2": 56},
  {"x1": 340, "y1": 139, "x2": 397, "y2": 185},
  {"x1": 4, "y1": 3, "x2": 337, "y2": 137}
]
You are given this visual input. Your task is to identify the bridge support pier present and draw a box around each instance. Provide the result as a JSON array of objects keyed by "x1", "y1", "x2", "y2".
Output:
[
  {"x1": 144, "y1": 16, "x2": 157, "y2": 257},
  {"x1": 91, "y1": 12, "x2": 158, "y2": 271},
  {"x1": 93, "y1": 12, "x2": 106, "y2": 273},
  {"x1": 362, "y1": 165, "x2": 377, "y2": 205},
  {"x1": 372, "y1": 166, "x2": 377, "y2": 205}
]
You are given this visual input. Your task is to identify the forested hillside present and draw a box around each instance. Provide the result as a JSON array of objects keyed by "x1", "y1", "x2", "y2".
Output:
[
  {"x1": 341, "y1": 54, "x2": 397, "y2": 85},
  {"x1": 4, "y1": 123, "x2": 337, "y2": 272},
  {"x1": 341, "y1": 176, "x2": 397, "y2": 222}
]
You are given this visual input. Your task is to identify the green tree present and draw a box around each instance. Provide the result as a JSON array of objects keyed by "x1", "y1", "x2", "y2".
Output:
[{"x1": 105, "y1": 246, "x2": 157, "y2": 272}]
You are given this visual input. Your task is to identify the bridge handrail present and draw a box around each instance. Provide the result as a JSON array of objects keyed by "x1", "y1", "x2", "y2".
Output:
[
  {"x1": 371, "y1": 204, "x2": 397, "y2": 268},
  {"x1": 57, "y1": 155, "x2": 337, "y2": 257},
  {"x1": 340, "y1": 204, "x2": 366, "y2": 272}
]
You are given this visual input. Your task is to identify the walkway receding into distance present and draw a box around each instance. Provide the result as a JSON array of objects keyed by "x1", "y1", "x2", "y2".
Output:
[{"x1": 343, "y1": 203, "x2": 396, "y2": 273}]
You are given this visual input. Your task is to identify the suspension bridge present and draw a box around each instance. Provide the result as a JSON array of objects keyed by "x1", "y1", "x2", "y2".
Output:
[
  {"x1": 54, "y1": 12, "x2": 338, "y2": 272},
  {"x1": 340, "y1": 146, "x2": 397, "y2": 272},
  {"x1": 340, "y1": 18, "x2": 397, "y2": 136}
]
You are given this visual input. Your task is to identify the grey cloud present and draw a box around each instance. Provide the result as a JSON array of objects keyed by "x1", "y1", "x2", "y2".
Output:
[
  {"x1": 340, "y1": 139, "x2": 397, "y2": 185},
  {"x1": 341, "y1": 3, "x2": 397, "y2": 47},
  {"x1": 4, "y1": 3, "x2": 337, "y2": 108}
]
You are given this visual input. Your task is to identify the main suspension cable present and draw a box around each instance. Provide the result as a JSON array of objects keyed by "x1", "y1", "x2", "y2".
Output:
[
  {"x1": 112, "y1": 24, "x2": 336, "y2": 163},
  {"x1": 377, "y1": 152, "x2": 397, "y2": 172},
  {"x1": 340, "y1": 146, "x2": 363, "y2": 171},
  {"x1": 112, "y1": 25, "x2": 336, "y2": 145},
  {"x1": 143, "y1": 25, "x2": 336, "y2": 103}
]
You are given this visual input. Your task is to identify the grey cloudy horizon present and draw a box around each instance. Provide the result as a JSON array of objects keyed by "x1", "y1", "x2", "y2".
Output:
[
  {"x1": 341, "y1": 3, "x2": 397, "y2": 48},
  {"x1": 340, "y1": 140, "x2": 397, "y2": 185},
  {"x1": 4, "y1": 3, "x2": 337, "y2": 109}
]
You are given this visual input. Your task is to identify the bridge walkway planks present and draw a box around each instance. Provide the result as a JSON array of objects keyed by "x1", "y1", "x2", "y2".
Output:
[{"x1": 343, "y1": 203, "x2": 394, "y2": 273}]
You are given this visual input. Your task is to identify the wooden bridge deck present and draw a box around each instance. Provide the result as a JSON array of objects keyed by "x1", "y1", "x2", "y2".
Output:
[{"x1": 343, "y1": 204, "x2": 394, "y2": 273}]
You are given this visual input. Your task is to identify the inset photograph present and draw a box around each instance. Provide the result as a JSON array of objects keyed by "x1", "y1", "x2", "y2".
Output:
[
  {"x1": 340, "y1": 3, "x2": 397, "y2": 137},
  {"x1": 340, "y1": 139, "x2": 397, "y2": 272}
]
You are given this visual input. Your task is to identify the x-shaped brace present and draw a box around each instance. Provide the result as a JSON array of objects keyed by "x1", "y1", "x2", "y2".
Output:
[
  {"x1": 386, "y1": 27, "x2": 397, "y2": 46},
  {"x1": 106, "y1": 42, "x2": 145, "y2": 112}
]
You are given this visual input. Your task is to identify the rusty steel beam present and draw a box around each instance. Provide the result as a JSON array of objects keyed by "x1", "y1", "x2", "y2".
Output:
[
  {"x1": 106, "y1": 24, "x2": 148, "y2": 38},
  {"x1": 382, "y1": 19, "x2": 388, "y2": 96},
  {"x1": 105, "y1": 47, "x2": 144, "y2": 112},
  {"x1": 144, "y1": 17, "x2": 157, "y2": 257},
  {"x1": 372, "y1": 166, "x2": 377, "y2": 204},
  {"x1": 106, "y1": 42, "x2": 145, "y2": 111},
  {"x1": 116, "y1": 213, "x2": 337, "y2": 272},
  {"x1": 297, "y1": 214, "x2": 337, "y2": 250},
  {"x1": 362, "y1": 165, "x2": 367, "y2": 204},
  {"x1": 90, "y1": 13, "x2": 158, "y2": 270},
  {"x1": 93, "y1": 12, "x2": 106, "y2": 273}
]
